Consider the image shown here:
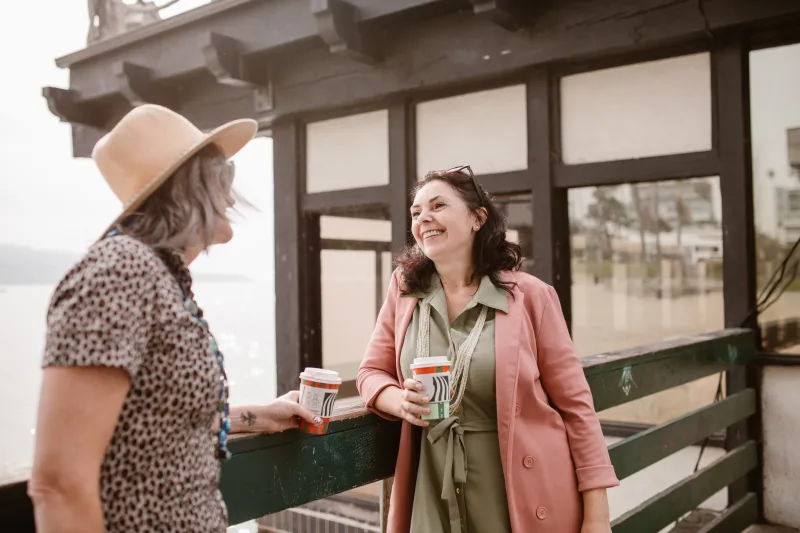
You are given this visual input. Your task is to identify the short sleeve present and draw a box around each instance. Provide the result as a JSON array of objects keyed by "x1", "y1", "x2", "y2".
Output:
[{"x1": 43, "y1": 237, "x2": 158, "y2": 379}]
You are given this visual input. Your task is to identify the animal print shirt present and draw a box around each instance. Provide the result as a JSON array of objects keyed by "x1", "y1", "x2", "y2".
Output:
[{"x1": 42, "y1": 234, "x2": 228, "y2": 532}]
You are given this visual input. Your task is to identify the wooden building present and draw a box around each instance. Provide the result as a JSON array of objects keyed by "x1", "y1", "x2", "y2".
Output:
[{"x1": 3, "y1": 0, "x2": 797, "y2": 531}]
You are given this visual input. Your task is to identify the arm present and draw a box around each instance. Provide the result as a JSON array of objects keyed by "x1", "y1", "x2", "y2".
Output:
[
  {"x1": 30, "y1": 238, "x2": 155, "y2": 532},
  {"x1": 533, "y1": 284, "x2": 619, "y2": 493},
  {"x1": 357, "y1": 270, "x2": 403, "y2": 420},
  {"x1": 228, "y1": 391, "x2": 320, "y2": 434},
  {"x1": 29, "y1": 367, "x2": 130, "y2": 533}
]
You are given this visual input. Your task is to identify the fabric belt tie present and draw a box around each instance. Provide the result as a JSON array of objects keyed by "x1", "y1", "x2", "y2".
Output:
[{"x1": 427, "y1": 415, "x2": 496, "y2": 533}]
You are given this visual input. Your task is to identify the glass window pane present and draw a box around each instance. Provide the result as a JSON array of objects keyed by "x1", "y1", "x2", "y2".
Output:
[
  {"x1": 560, "y1": 53, "x2": 712, "y2": 164},
  {"x1": 416, "y1": 85, "x2": 528, "y2": 177},
  {"x1": 306, "y1": 110, "x2": 390, "y2": 193},
  {"x1": 320, "y1": 214, "x2": 392, "y2": 388},
  {"x1": 496, "y1": 194, "x2": 534, "y2": 275},
  {"x1": 570, "y1": 178, "x2": 724, "y2": 424},
  {"x1": 750, "y1": 44, "x2": 800, "y2": 355}
]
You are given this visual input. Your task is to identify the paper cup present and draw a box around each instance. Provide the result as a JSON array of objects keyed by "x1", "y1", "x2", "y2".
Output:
[
  {"x1": 298, "y1": 368, "x2": 342, "y2": 435},
  {"x1": 410, "y1": 356, "x2": 451, "y2": 420}
]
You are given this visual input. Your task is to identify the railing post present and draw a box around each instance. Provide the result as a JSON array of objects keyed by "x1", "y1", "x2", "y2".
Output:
[
  {"x1": 380, "y1": 477, "x2": 393, "y2": 533},
  {"x1": 713, "y1": 37, "x2": 763, "y2": 517}
]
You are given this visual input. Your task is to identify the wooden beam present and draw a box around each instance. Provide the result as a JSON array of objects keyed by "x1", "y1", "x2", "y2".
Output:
[
  {"x1": 529, "y1": 69, "x2": 572, "y2": 327},
  {"x1": 611, "y1": 441, "x2": 757, "y2": 533},
  {"x1": 554, "y1": 151, "x2": 720, "y2": 189},
  {"x1": 273, "y1": 120, "x2": 322, "y2": 395},
  {"x1": 221, "y1": 401, "x2": 401, "y2": 525},
  {"x1": 114, "y1": 62, "x2": 178, "y2": 108},
  {"x1": 273, "y1": 0, "x2": 800, "y2": 119},
  {"x1": 583, "y1": 329, "x2": 755, "y2": 412},
  {"x1": 41, "y1": 87, "x2": 106, "y2": 129},
  {"x1": 712, "y1": 38, "x2": 762, "y2": 515},
  {"x1": 469, "y1": 0, "x2": 534, "y2": 30},
  {"x1": 607, "y1": 389, "x2": 756, "y2": 481},
  {"x1": 480, "y1": 170, "x2": 531, "y2": 195},
  {"x1": 302, "y1": 185, "x2": 390, "y2": 213},
  {"x1": 389, "y1": 101, "x2": 415, "y2": 254},
  {"x1": 697, "y1": 493, "x2": 758, "y2": 533},
  {"x1": 311, "y1": 0, "x2": 379, "y2": 64},
  {"x1": 203, "y1": 33, "x2": 264, "y2": 88}
]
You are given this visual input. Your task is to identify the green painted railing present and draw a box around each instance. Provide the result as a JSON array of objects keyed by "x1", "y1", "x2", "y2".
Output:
[{"x1": 221, "y1": 328, "x2": 759, "y2": 532}]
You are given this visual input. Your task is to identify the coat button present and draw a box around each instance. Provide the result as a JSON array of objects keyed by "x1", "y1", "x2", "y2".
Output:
[
  {"x1": 523, "y1": 456, "x2": 535, "y2": 468},
  {"x1": 536, "y1": 506, "x2": 547, "y2": 520},
  {"x1": 514, "y1": 404, "x2": 521, "y2": 416}
]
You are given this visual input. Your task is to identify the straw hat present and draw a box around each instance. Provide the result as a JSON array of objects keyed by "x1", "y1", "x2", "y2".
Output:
[{"x1": 92, "y1": 104, "x2": 258, "y2": 238}]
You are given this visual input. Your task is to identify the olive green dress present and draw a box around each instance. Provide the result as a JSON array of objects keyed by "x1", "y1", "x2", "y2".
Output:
[{"x1": 400, "y1": 274, "x2": 512, "y2": 533}]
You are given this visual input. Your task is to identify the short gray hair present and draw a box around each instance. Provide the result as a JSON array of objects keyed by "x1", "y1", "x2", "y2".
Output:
[{"x1": 120, "y1": 144, "x2": 242, "y2": 252}]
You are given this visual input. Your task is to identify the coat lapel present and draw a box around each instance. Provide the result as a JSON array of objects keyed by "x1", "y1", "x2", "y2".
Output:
[{"x1": 494, "y1": 279, "x2": 524, "y2": 488}]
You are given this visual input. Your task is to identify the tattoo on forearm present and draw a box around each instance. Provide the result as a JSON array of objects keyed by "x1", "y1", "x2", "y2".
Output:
[{"x1": 240, "y1": 411, "x2": 257, "y2": 427}]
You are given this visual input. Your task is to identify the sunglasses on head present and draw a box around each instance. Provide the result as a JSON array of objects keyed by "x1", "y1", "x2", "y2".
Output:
[{"x1": 442, "y1": 165, "x2": 485, "y2": 206}]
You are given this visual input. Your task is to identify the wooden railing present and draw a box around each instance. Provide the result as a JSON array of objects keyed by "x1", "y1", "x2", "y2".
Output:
[
  {"x1": 0, "y1": 328, "x2": 759, "y2": 532},
  {"x1": 219, "y1": 328, "x2": 758, "y2": 532}
]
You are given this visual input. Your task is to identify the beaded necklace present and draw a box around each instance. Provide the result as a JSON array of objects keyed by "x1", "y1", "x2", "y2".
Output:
[{"x1": 104, "y1": 230, "x2": 232, "y2": 461}]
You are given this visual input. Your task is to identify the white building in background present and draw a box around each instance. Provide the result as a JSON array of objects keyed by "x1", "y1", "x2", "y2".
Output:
[{"x1": 750, "y1": 45, "x2": 800, "y2": 246}]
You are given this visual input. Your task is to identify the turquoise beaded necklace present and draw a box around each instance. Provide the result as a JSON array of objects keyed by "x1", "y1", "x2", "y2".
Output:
[{"x1": 105, "y1": 230, "x2": 232, "y2": 461}]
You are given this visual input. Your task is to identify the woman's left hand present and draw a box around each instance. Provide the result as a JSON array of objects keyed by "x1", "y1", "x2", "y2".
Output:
[
  {"x1": 230, "y1": 391, "x2": 321, "y2": 434},
  {"x1": 581, "y1": 519, "x2": 612, "y2": 533}
]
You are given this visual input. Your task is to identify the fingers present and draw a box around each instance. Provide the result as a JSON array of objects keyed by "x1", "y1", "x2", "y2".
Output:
[
  {"x1": 403, "y1": 378, "x2": 424, "y2": 392},
  {"x1": 282, "y1": 390, "x2": 300, "y2": 402},
  {"x1": 401, "y1": 389, "x2": 429, "y2": 406},
  {"x1": 399, "y1": 379, "x2": 430, "y2": 427},
  {"x1": 291, "y1": 403, "x2": 322, "y2": 426}
]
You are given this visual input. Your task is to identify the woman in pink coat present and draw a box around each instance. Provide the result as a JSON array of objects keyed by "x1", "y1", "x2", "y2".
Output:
[{"x1": 357, "y1": 166, "x2": 619, "y2": 533}]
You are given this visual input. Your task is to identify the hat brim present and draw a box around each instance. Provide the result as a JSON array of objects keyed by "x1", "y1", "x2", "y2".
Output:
[{"x1": 99, "y1": 118, "x2": 258, "y2": 240}]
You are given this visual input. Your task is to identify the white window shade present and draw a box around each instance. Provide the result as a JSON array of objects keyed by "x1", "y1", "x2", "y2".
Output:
[
  {"x1": 560, "y1": 53, "x2": 712, "y2": 164},
  {"x1": 306, "y1": 110, "x2": 389, "y2": 193},
  {"x1": 416, "y1": 85, "x2": 528, "y2": 178}
]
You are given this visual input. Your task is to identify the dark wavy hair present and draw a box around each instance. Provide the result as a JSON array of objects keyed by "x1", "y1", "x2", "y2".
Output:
[{"x1": 396, "y1": 167, "x2": 523, "y2": 296}]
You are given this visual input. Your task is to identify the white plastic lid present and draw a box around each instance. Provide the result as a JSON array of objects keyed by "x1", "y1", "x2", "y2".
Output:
[
  {"x1": 410, "y1": 356, "x2": 450, "y2": 369},
  {"x1": 299, "y1": 367, "x2": 342, "y2": 385}
]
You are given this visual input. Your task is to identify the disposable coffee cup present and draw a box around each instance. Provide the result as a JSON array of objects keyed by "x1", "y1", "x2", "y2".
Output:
[
  {"x1": 298, "y1": 368, "x2": 342, "y2": 435},
  {"x1": 410, "y1": 356, "x2": 451, "y2": 420}
]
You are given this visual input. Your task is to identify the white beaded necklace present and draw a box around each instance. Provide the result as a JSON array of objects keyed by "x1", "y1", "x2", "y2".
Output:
[{"x1": 416, "y1": 300, "x2": 488, "y2": 412}]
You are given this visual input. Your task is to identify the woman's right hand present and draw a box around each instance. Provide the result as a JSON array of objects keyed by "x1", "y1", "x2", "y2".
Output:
[
  {"x1": 398, "y1": 378, "x2": 431, "y2": 426},
  {"x1": 375, "y1": 379, "x2": 431, "y2": 427}
]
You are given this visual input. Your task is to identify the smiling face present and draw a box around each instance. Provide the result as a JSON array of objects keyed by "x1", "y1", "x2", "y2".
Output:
[{"x1": 410, "y1": 179, "x2": 481, "y2": 263}]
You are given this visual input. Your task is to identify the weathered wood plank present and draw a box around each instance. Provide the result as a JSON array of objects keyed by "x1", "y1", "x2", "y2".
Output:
[
  {"x1": 611, "y1": 441, "x2": 758, "y2": 533},
  {"x1": 697, "y1": 492, "x2": 758, "y2": 533},
  {"x1": 221, "y1": 415, "x2": 400, "y2": 525},
  {"x1": 584, "y1": 329, "x2": 755, "y2": 411},
  {"x1": 608, "y1": 389, "x2": 756, "y2": 480}
]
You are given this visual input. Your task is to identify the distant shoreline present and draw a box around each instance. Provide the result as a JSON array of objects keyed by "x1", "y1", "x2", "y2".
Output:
[{"x1": 0, "y1": 244, "x2": 254, "y2": 285}]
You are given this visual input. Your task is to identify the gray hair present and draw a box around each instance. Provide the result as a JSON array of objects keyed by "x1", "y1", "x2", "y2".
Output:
[{"x1": 120, "y1": 144, "x2": 243, "y2": 252}]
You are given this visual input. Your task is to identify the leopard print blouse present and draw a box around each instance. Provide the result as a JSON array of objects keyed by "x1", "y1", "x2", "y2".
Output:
[{"x1": 42, "y1": 234, "x2": 228, "y2": 532}]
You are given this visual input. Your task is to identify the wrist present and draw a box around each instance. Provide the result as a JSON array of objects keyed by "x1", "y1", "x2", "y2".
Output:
[
  {"x1": 581, "y1": 488, "x2": 610, "y2": 522},
  {"x1": 375, "y1": 385, "x2": 403, "y2": 418}
]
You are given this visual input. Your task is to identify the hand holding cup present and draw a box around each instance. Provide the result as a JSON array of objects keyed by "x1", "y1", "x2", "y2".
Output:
[{"x1": 398, "y1": 378, "x2": 432, "y2": 427}]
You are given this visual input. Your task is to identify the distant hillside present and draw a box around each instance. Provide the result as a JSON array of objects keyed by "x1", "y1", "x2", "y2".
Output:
[{"x1": 0, "y1": 244, "x2": 252, "y2": 285}]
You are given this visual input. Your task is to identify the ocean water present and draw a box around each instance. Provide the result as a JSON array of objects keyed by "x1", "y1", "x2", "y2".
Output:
[{"x1": 0, "y1": 281, "x2": 277, "y2": 531}]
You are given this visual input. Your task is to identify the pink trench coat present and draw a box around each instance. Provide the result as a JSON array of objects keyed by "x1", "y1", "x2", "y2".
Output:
[{"x1": 357, "y1": 270, "x2": 620, "y2": 533}]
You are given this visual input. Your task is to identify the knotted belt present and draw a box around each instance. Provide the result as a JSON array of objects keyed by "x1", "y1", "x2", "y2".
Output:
[{"x1": 427, "y1": 415, "x2": 497, "y2": 533}]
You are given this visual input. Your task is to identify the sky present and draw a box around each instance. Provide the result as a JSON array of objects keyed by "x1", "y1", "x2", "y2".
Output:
[{"x1": 0, "y1": 0, "x2": 275, "y2": 281}]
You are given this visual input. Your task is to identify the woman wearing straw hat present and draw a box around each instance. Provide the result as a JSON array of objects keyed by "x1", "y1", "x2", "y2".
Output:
[
  {"x1": 358, "y1": 167, "x2": 617, "y2": 533},
  {"x1": 28, "y1": 105, "x2": 321, "y2": 533}
]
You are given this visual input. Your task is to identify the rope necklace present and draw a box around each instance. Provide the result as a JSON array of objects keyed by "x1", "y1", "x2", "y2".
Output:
[{"x1": 416, "y1": 301, "x2": 488, "y2": 412}]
